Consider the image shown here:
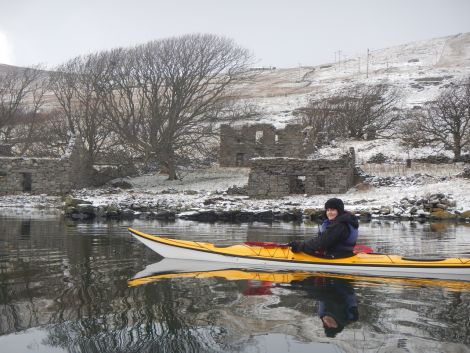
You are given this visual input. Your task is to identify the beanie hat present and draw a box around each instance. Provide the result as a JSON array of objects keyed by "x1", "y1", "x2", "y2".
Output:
[
  {"x1": 323, "y1": 323, "x2": 345, "y2": 338},
  {"x1": 324, "y1": 198, "x2": 345, "y2": 214}
]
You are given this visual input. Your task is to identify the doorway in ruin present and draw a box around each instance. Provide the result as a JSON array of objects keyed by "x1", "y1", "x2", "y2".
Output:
[
  {"x1": 289, "y1": 175, "x2": 306, "y2": 194},
  {"x1": 22, "y1": 172, "x2": 32, "y2": 192}
]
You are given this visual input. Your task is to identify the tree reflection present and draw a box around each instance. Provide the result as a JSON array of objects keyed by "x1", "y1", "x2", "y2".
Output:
[
  {"x1": 42, "y1": 278, "x2": 233, "y2": 353},
  {"x1": 1, "y1": 217, "x2": 470, "y2": 352}
]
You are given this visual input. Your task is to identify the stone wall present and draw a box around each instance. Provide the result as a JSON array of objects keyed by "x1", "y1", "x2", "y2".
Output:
[
  {"x1": 247, "y1": 149, "x2": 355, "y2": 197},
  {"x1": 0, "y1": 157, "x2": 73, "y2": 195},
  {"x1": 219, "y1": 124, "x2": 313, "y2": 167}
]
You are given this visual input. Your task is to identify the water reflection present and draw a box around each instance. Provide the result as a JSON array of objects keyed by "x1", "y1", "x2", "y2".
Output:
[
  {"x1": 132, "y1": 260, "x2": 362, "y2": 339},
  {"x1": 291, "y1": 276, "x2": 359, "y2": 338},
  {"x1": 1, "y1": 215, "x2": 470, "y2": 353}
]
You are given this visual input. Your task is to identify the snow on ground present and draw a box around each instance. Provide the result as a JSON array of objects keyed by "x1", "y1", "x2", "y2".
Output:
[
  {"x1": 130, "y1": 167, "x2": 251, "y2": 192},
  {"x1": 65, "y1": 167, "x2": 470, "y2": 213},
  {"x1": 312, "y1": 138, "x2": 456, "y2": 163}
]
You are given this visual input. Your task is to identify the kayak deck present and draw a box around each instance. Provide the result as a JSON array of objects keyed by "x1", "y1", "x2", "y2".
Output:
[{"x1": 128, "y1": 228, "x2": 470, "y2": 280}]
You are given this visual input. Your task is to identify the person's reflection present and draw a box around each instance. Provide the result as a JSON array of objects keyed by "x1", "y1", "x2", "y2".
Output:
[{"x1": 291, "y1": 275, "x2": 359, "y2": 337}]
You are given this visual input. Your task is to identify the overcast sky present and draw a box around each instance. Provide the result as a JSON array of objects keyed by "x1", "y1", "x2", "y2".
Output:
[{"x1": 1, "y1": 0, "x2": 470, "y2": 69}]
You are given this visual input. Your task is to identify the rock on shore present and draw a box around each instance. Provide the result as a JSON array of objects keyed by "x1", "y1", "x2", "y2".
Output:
[{"x1": 60, "y1": 190, "x2": 469, "y2": 223}]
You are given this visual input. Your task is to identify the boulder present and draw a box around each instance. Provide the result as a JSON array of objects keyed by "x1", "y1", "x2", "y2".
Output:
[
  {"x1": 304, "y1": 208, "x2": 324, "y2": 220},
  {"x1": 64, "y1": 195, "x2": 92, "y2": 208},
  {"x1": 430, "y1": 210, "x2": 457, "y2": 220},
  {"x1": 76, "y1": 204, "x2": 96, "y2": 215},
  {"x1": 110, "y1": 179, "x2": 133, "y2": 189}
]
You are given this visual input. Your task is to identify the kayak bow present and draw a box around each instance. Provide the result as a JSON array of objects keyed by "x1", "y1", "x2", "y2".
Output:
[{"x1": 128, "y1": 228, "x2": 470, "y2": 280}]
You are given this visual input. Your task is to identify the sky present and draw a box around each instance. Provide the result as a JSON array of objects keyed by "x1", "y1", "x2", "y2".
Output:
[{"x1": 0, "y1": 0, "x2": 470, "y2": 69}]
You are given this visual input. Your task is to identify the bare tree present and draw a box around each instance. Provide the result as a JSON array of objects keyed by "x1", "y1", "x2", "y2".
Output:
[
  {"x1": 0, "y1": 65, "x2": 48, "y2": 146},
  {"x1": 400, "y1": 77, "x2": 470, "y2": 160},
  {"x1": 338, "y1": 83, "x2": 402, "y2": 139},
  {"x1": 49, "y1": 54, "x2": 113, "y2": 184},
  {"x1": 101, "y1": 34, "x2": 253, "y2": 179},
  {"x1": 23, "y1": 109, "x2": 70, "y2": 157},
  {"x1": 295, "y1": 99, "x2": 343, "y2": 146},
  {"x1": 298, "y1": 83, "x2": 402, "y2": 143}
]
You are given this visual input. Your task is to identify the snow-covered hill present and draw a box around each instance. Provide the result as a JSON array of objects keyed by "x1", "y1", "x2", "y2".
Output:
[
  {"x1": 238, "y1": 32, "x2": 470, "y2": 127},
  {"x1": 2, "y1": 32, "x2": 469, "y2": 121}
]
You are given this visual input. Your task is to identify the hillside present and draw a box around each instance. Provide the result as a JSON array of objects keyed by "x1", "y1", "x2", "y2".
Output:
[
  {"x1": 237, "y1": 32, "x2": 470, "y2": 127},
  {"x1": 2, "y1": 32, "x2": 470, "y2": 121}
]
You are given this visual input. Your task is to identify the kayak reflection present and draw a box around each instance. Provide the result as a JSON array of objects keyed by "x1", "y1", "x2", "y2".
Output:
[{"x1": 129, "y1": 258, "x2": 470, "y2": 293}]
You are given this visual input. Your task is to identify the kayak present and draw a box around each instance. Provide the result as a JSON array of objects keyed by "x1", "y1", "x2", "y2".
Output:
[
  {"x1": 128, "y1": 228, "x2": 470, "y2": 280},
  {"x1": 128, "y1": 258, "x2": 470, "y2": 292}
]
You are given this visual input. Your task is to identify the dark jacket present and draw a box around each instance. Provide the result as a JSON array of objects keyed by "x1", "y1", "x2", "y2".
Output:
[{"x1": 291, "y1": 211, "x2": 359, "y2": 258}]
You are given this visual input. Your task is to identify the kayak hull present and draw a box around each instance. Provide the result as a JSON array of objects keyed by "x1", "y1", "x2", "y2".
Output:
[{"x1": 129, "y1": 228, "x2": 470, "y2": 281}]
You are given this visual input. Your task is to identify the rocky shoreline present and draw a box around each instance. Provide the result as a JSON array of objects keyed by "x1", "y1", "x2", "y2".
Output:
[
  {"x1": 1, "y1": 186, "x2": 469, "y2": 223},
  {"x1": 57, "y1": 190, "x2": 470, "y2": 223}
]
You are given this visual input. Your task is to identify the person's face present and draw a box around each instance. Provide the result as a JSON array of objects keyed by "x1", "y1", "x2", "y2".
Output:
[
  {"x1": 322, "y1": 315, "x2": 338, "y2": 328},
  {"x1": 326, "y1": 208, "x2": 338, "y2": 221}
]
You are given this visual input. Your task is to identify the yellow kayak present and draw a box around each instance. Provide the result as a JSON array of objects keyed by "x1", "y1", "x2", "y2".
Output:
[{"x1": 129, "y1": 228, "x2": 470, "y2": 280}]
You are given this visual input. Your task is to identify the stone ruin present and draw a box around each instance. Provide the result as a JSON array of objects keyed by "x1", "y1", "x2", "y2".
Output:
[
  {"x1": 219, "y1": 123, "x2": 314, "y2": 167},
  {"x1": 0, "y1": 156, "x2": 73, "y2": 195},
  {"x1": 246, "y1": 149, "x2": 356, "y2": 197},
  {"x1": 0, "y1": 139, "x2": 80, "y2": 195},
  {"x1": 219, "y1": 123, "x2": 357, "y2": 196}
]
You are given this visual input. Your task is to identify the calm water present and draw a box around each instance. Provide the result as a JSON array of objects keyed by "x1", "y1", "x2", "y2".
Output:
[{"x1": 1, "y1": 212, "x2": 470, "y2": 353}]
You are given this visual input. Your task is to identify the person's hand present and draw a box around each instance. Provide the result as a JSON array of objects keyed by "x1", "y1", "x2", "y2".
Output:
[{"x1": 288, "y1": 241, "x2": 301, "y2": 253}]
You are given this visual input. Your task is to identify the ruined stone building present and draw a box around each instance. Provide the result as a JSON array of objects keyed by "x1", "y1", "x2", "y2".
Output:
[
  {"x1": 0, "y1": 141, "x2": 80, "y2": 195},
  {"x1": 219, "y1": 124, "x2": 314, "y2": 167},
  {"x1": 219, "y1": 123, "x2": 357, "y2": 196},
  {"x1": 0, "y1": 156, "x2": 74, "y2": 195},
  {"x1": 247, "y1": 149, "x2": 356, "y2": 197}
]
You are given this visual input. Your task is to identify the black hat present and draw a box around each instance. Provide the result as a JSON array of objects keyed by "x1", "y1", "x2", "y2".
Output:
[
  {"x1": 324, "y1": 198, "x2": 344, "y2": 214},
  {"x1": 323, "y1": 323, "x2": 345, "y2": 338}
]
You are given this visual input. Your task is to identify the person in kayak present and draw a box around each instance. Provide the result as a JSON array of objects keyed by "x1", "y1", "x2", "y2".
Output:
[{"x1": 288, "y1": 198, "x2": 359, "y2": 258}]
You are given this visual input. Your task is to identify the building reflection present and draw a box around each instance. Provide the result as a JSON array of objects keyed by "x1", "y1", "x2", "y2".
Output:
[{"x1": 1, "y1": 218, "x2": 470, "y2": 353}]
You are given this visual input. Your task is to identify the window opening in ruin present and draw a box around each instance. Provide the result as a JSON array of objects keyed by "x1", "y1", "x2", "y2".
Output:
[
  {"x1": 289, "y1": 175, "x2": 306, "y2": 194},
  {"x1": 22, "y1": 172, "x2": 32, "y2": 192},
  {"x1": 275, "y1": 134, "x2": 279, "y2": 144},
  {"x1": 237, "y1": 138, "x2": 242, "y2": 144},
  {"x1": 0, "y1": 171, "x2": 6, "y2": 182},
  {"x1": 21, "y1": 220, "x2": 31, "y2": 237},
  {"x1": 255, "y1": 131, "x2": 263, "y2": 143},
  {"x1": 236, "y1": 153, "x2": 245, "y2": 166},
  {"x1": 317, "y1": 175, "x2": 325, "y2": 188}
]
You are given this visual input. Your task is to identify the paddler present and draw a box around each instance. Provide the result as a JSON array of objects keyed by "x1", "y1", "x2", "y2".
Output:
[{"x1": 288, "y1": 198, "x2": 359, "y2": 258}]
